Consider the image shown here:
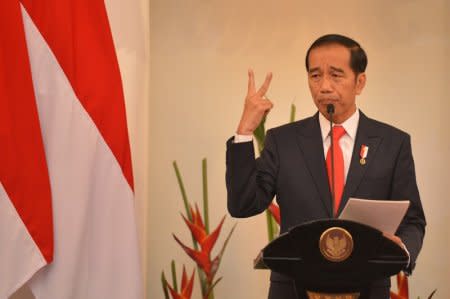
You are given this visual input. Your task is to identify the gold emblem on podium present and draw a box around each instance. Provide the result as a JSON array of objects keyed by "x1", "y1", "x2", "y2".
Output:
[{"x1": 319, "y1": 227, "x2": 353, "y2": 262}]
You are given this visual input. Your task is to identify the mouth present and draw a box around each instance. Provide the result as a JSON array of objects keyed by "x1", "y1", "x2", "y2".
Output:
[{"x1": 318, "y1": 98, "x2": 338, "y2": 105}]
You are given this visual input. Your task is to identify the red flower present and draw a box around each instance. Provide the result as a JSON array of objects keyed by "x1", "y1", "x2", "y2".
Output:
[
  {"x1": 268, "y1": 202, "x2": 280, "y2": 225},
  {"x1": 165, "y1": 266, "x2": 195, "y2": 299},
  {"x1": 390, "y1": 272, "x2": 409, "y2": 299},
  {"x1": 173, "y1": 204, "x2": 225, "y2": 283}
]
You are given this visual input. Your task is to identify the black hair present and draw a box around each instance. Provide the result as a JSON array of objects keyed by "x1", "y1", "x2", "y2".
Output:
[{"x1": 305, "y1": 34, "x2": 368, "y2": 75}]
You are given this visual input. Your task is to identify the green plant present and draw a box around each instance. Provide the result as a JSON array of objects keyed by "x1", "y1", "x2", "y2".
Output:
[{"x1": 161, "y1": 159, "x2": 236, "y2": 299}]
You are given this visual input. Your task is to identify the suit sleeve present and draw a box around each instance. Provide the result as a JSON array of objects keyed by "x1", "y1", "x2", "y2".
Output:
[
  {"x1": 392, "y1": 134, "x2": 426, "y2": 274},
  {"x1": 226, "y1": 129, "x2": 279, "y2": 218}
]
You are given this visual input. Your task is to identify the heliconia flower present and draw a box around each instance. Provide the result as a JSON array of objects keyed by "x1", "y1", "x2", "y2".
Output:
[
  {"x1": 390, "y1": 272, "x2": 409, "y2": 299},
  {"x1": 183, "y1": 204, "x2": 221, "y2": 255},
  {"x1": 185, "y1": 204, "x2": 204, "y2": 231},
  {"x1": 165, "y1": 266, "x2": 195, "y2": 299},
  {"x1": 268, "y1": 202, "x2": 280, "y2": 225},
  {"x1": 173, "y1": 204, "x2": 226, "y2": 283}
]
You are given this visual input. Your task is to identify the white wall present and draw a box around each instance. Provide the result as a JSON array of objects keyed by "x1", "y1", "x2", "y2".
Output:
[{"x1": 148, "y1": 1, "x2": 449, "y2": 298}]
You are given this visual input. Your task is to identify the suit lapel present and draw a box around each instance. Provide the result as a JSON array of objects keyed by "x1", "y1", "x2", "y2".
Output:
[
  {"x1": 295, "y1": 114, "x2": 333, "y2": 217},
  {"x1": 338, "y1": 112, "x2": 382, "y2": 214}
]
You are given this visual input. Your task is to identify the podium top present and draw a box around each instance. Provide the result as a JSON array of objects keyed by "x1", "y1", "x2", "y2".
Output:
[{"x1": 255, "y1": 219, "x2": 408, "y2": 292}]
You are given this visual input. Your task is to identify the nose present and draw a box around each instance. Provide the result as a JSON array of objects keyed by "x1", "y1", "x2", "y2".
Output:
[{"x1": 319, "y1": 76, "x2": 333, "y2": 93}]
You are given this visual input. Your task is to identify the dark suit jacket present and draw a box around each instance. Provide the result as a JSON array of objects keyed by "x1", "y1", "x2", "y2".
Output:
[{"x1": 226, "y1": 111, "x2": 426, "y2": 298}]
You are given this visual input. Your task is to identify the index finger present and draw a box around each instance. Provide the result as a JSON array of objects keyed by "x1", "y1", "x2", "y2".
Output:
[
  {"x1": 247, "y1": 69, "x2": 256, "y2": 95},
  {"x1": 257, "y1": 72, "x2": 273, "y2": 96}
]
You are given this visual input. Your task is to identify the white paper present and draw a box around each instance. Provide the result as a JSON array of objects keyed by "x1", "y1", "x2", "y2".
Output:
[{"x1": 338, "y1": 198, "x2": 410, "y2": 234}]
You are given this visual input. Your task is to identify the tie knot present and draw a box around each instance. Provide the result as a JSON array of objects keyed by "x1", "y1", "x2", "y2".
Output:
[{"x1": 332, "y1": 125, "x2": 346, "y2": 140}]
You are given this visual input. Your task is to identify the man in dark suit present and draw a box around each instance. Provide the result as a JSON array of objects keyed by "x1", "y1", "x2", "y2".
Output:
[{"x1": 226, "y1": 34, "x2": 426, "y2": 299}]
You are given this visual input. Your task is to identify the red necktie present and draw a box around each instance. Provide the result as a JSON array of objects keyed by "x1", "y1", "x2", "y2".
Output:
[{"x1": 326, "y1": 126, "x2": 346, "y2": 216}]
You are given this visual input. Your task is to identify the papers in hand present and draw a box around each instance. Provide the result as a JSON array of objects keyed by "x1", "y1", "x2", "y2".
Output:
[{"x1": 338, "y1": 198, "x2": 410, "y2": 234}]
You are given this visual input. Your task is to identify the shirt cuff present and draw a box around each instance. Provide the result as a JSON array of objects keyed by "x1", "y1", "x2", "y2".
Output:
[
  {"x1": 401, "y1": 243, "x2": 411, "y2": 272},
  {"x1": 234, "y1": 134, "x2": 253, "y2": 143}
]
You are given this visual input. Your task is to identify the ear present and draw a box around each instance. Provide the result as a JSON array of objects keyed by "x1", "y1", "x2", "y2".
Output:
[{"x1": 355, "y1": 73, "x2": 366, "y2": 95}]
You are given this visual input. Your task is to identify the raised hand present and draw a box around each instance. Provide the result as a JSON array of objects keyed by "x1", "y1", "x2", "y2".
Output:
[{"x1": 236, "y1": 69, "x2": 274, "y2": 135}]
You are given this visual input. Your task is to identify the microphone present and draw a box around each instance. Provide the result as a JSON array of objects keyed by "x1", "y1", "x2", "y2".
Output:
[
  {"x1": 327, "y1": 104, "x2": 336, "y2": 217},
  {"x1": 327, "y1": 103, "x2": 335, "y2": 114}
]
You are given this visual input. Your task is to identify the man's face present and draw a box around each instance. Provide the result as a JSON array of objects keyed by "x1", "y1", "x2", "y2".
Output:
[{"x1": 307, "y1": 43, "x2": 366, "y2": 124}]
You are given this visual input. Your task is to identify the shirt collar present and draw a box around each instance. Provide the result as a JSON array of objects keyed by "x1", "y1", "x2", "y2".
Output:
[{"x1": 319, "y1": 108, "x2": 360, "y2": 142}]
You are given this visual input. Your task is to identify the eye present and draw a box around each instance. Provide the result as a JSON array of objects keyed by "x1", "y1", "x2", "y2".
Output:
[
  {"x1": 310, "y1": 73, "x2": 321, "y2": 80},
  {"x1": 330, "y1": 72, "x2": 344, "y2": 81}
]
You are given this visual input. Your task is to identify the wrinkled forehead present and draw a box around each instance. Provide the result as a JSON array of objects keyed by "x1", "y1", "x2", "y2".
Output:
[{"x1": 308, "y1": 44, "x2": 352, "y2": 71}]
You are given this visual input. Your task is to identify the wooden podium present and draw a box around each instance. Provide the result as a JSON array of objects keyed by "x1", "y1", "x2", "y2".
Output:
[{"x1": 254, "y1": 219, "x2": 408, "y2": 299}]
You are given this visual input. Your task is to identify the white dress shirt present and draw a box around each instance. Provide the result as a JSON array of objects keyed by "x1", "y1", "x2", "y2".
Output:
[{"x1": 319, "y1": 109, "x2": 359, "y2": 183}]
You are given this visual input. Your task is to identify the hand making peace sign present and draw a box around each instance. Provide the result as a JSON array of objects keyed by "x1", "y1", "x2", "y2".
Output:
[{"x1": 236, "y1": 69, "x2": 274, "y2": 135}]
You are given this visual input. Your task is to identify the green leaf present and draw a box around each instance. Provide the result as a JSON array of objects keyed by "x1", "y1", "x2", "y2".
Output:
[
  {"x1": 270, "y1": 210, "x2": 279, "y2": 237},
  {"x1": 202, "y1": 158, "x2": 209, "y2": 234},
  {"x1": 215, "y1": 222, "x2": 237, "y2": 267},
  {"x1": 198, "y1": 269, "x2": 208, "y2": 297},
  {"x1": 428, "y1": 289, "x2": 437, "y2": 299},
  {"x1": 205, "y1": 277, "x2": 223, "y2": 299},
  {"x1": 170, "y1": 260, "x2": 178, "y2": 292},
  {"x1": 173, "y1": 161, "x2": 192, "y2": 221},
  {"x1": 161, "y1": 271, "x2": 170, "y2": 299},
  {"x1": 253, "y1": 116, "x2": 266, "y2": 153},
  {"x1": 290, "y1": 103, "x2": 296, "y2": 123},
  {"x1": 265, "y1": 210, "x2": 275, "y2": 241}
]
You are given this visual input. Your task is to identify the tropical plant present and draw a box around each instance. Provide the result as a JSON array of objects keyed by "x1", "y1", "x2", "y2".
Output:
[
  {"x1": 162, "y1": 261, "x2": 195, "y2": 299},
  {"x1": 390, "y1": 272, "x2": 436, "y2": 299},
  {"x1": 390, "y1": 272, "x2": 409, "y2": 299},
  {"x1": 161, "y1": 159, "x2": 236, "y2": 299}
]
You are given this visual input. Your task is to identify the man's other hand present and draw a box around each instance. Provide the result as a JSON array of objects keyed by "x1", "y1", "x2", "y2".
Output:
[{"x1": 383, "y1": 232, "x2": 407, "y2": 252}]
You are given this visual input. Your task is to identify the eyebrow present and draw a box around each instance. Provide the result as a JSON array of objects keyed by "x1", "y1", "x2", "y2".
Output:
[
  {"x1": 308, "y1": 66, "x2": 345, "y2": 74},
  {"x1": 330, "y1": 66, "x2": 344, "y2": 73},
  {"x1": 308, "y1": 67, "x2": 320, "y2": 73}
]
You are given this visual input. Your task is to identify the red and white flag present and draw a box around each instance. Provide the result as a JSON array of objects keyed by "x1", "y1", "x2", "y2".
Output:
[{"x1": 0, "y1": 0, "x2": 143, "y2": 298}]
